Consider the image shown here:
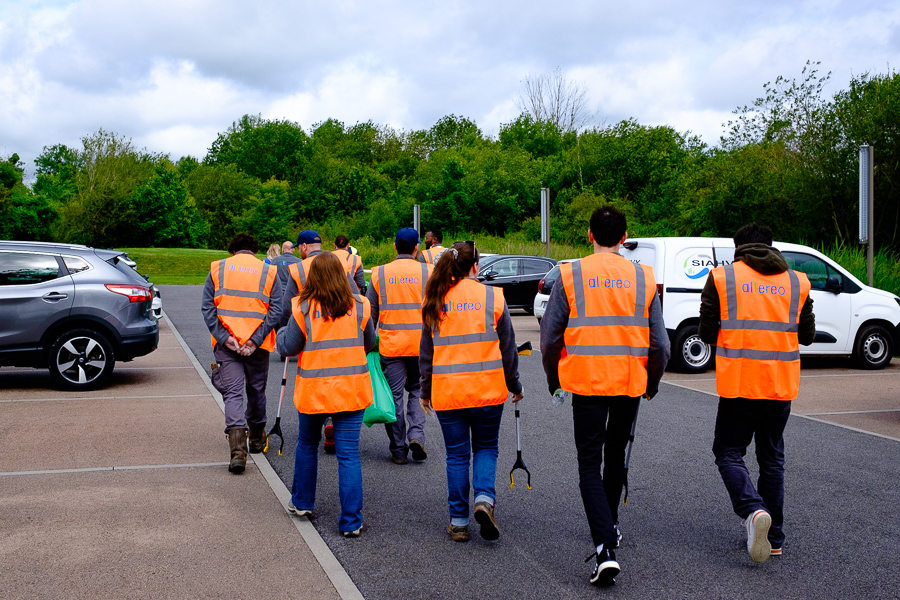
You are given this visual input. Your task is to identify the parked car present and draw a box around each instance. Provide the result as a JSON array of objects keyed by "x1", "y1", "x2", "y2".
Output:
[
  {"x1": 533, "y1": 259, "x2": 579, "y2": 322},
  {"x1": 118, "y1": 252, "x2": 163, "y2": 319},
  {"x1": 0, "y1": 241, "x2": 160, "y2": 390},
  {"x1": 618, "y1": 237, "x2": 900, "y2": 372},
  {"x1": 477, "y1": 255, "x2": 557, "y2": 312}
]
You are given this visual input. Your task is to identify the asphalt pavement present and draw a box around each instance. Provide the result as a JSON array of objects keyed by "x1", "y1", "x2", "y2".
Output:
[{"x1": 164, "y1": 284, "x2": 900, "y2": 600}]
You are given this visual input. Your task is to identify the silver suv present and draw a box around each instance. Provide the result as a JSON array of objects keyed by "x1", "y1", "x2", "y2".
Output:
[{"x1": 0, "y1": 241, "x2": 159, "y2": 390}]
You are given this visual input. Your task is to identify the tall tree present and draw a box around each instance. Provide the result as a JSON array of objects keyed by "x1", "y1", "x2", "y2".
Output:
[{"x1": 516, "y1": 67, "x2": 593, "y2": 133}]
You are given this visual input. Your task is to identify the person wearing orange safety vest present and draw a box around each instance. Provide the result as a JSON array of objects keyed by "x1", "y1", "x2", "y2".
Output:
[
  {"x1": 699, "y1": 224, "x2": 815, "y2": 564},
  {"x1": 334, "y1": 234, "x2": 366, "y2": 292},
  {"x1": 366, "y1": 228, "x2": 433, "y2": 464},
  {"x1": 418, "y1": 229, "x2": 445, "y2": 265},
  {"x1": 201, "y1": 233, "x2": 283, "y2": 474},
  {"x1": 540, "y1": 206, "x2": 670, "y2": 587},
  {"x1": 419, "y1": 241, "x2": 523, "y2": 544},
  {"x1": 276, "y1": 252, "x2": 376, "y2": 537}
]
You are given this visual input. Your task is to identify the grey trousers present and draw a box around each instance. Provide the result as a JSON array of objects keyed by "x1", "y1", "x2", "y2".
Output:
[
  {"x1": 381, "y1": 355, "x2": 425, "y2": 458},
  {"x1": 213, "y1": 345, "x2": 269, "y2": 433}
]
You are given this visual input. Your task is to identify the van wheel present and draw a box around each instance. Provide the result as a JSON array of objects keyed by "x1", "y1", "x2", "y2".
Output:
[
  {"x1": 852, "y1": 325, "x2": 894, "y2": 370},
  {"x1": 673, "y1": 325, "x2": 713, "y2": 373},
  {"x1": 48, "y1": 328, "x2": 115, "y2": 390}
]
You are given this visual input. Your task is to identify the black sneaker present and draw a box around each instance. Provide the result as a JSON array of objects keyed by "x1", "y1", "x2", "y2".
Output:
[
  {"x1": 589, "y1": 546, "x2": 620, "y2": 587},
  {"x1": 410, "y1": 439, "x2": 428, "y2": 461}
]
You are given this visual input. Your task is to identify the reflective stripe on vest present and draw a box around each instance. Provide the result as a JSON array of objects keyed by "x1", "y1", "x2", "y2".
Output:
[
  {"x1": 211, "y1": 254, "x2": 277, "y2": 351},
  {"x1": 430, "y1": 281, "x2": 507, "y2": 410},
  {"x1": 375, "y1": 261, "x2": 429, "y2": 356},
  {"x1": 333, "y1": 249, "x2": 360, "y2": 276},
  {"x1": 713, "y1": 262, "x2": 809, "y2": 400},
  {"x1": 292, "y1": 295, "x2": 373, "y2": 414},
  {"x1": 558, "y1": 254, "x2": 654, "y2": 397},
  {"x1": 422, "y1": 245, "x2": 443, "y2": 265}
]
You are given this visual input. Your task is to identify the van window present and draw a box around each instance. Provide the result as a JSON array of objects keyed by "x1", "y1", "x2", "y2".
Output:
[
  {"x1": 783, "y1": 252, "x2": 843, "y2": 291},
  {"x1": 0, "y1": 252, "x2": 61, "y2": 285}
]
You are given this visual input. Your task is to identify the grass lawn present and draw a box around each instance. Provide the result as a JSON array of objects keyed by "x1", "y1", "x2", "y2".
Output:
[{"x1": 118, "y1": 248, "x2": 265, "y2": 285}]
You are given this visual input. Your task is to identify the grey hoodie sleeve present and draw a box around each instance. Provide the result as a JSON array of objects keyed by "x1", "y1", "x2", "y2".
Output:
[
  {"x1": 280, "y1": 274, "x2": 299, "y2": 328},
  {"x1": 275, "y1": 310, "x2": 306, "y2": 357},
  {"x1": 496, "y1": 302, "x2": 523, "y2": 395},
  {"x1": 366, "y1": 280, "x2": 380, "y2": 326},
  {"x1": 418, "y1": 324, "x2": 434, "y2": 400},
  {"x1": 540, "y1": 283, "x2": 569, "y2": 394},
  {"x1": 249, "y1": 274, "x2": 283, "y2": 347},
  {"x1": 354, "y1": 264, "x2": 366, "y2": 291},
  {"x1": 201, "y1": 273, "x2": 231, "y2": 346},
  {"x1": 645, "y1": 294, "x2": 670, "y2": 399},
  {"x1": 363, "y1": 309, "x2": 376, "y2": 353}
]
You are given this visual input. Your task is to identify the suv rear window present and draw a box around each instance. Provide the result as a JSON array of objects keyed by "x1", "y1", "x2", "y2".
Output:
[
  {"x1": 0, "y1": 252, "x2": 61, "y2": 285},
  {"x1": 107, "y1": 256, "x2": 149, "y2": 284}
]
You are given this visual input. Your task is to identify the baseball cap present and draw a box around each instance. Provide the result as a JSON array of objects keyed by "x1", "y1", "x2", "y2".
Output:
[
  {"x1": 395, "y1": 228, "x2": 420, "y2": 248},
  {"x1": 296, "y1": 230, "x2": 322, "y2": 245}
]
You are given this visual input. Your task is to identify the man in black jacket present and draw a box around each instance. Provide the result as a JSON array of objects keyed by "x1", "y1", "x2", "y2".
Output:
[{"x1": 699, "y1": 224, "x2": 815, "y2": 563}]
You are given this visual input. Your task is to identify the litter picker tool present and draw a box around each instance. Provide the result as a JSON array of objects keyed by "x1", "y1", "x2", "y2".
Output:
[
  {"x1": 621, "y1": 399, "x2": 641, "y2": 505},
  {"x1": 510, "y1": 341, "x2": 532, "y2": 489},
  {"x1": 264, "y1": 355, "x2": 292, "y2": 456}
]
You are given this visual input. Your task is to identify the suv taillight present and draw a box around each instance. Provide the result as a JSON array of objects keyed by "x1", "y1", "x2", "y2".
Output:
[
  {"x1": 538, "y1": 279, "x2": 545, "y2": 294},
  {"x1": 106, "y1": 284, "x2": 152, "y2": 302}
]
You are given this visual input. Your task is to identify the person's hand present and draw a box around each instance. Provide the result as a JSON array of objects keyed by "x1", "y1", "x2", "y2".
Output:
[
  {"x1": 239, "y1": 340, "x2": 258, "y2": 356},
  {"x1": 420, "y1": 397, "x2": 433, "y2": 415},
  {"x1": 225, "y1": 336, "x2": 241, "y2": 352},
  {"x1": 512, "y1": 385, "x2": 524, "y2": 402}
]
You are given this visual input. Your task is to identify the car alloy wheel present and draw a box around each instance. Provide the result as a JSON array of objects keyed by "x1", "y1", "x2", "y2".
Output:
[{"x1": 49, "y1": 328, "x2": 115, "y2": 390}]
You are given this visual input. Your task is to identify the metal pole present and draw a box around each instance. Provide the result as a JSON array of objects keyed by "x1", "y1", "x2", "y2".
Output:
[
  {"x1": 413, "y1": 204, "x2": 420, "y2": 235},
  {"x1": 540, "y1": 188, "x2": 550, "y2": 258},
  {"x1": 859, "y1": 146, "x2": 874, "y2": 287}
]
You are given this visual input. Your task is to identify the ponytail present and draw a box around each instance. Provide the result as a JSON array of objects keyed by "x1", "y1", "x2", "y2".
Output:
[{"x1": 422, "y1": 242, "x2": 479, "y2": 329}]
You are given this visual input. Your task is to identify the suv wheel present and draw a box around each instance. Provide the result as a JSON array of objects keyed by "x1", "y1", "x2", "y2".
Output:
[
  {"x1": 852, "y1": 324, "x2": 894, "y2": 370},
  {"x1": 48, "y1": 328, "x2": 115, "y2": 390},
  {"x1": 673, "y1": 325, "x2": 713, "y2": 373}
]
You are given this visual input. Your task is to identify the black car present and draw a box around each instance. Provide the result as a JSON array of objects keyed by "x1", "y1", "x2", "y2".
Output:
[{"x1": 477, "y1": 254, "x2": 557, "y2": 312}]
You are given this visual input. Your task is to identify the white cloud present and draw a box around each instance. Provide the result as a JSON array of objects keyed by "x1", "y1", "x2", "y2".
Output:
[{"x1": 2, "y1": 0, "x2": 900, "y2": 174}]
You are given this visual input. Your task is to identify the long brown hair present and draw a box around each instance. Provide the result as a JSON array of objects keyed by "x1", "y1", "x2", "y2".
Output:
[
  {"x1": 421, "y1": 241, "x2": 479, "y2": 329},
  {"x1": 298, "y1": 252, "x2": 355, "y2": 321}
]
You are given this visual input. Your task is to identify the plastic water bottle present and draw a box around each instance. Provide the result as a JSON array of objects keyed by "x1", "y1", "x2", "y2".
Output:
[{"x1": 552, "y1": 388, "x2": 568, "y2": 406}]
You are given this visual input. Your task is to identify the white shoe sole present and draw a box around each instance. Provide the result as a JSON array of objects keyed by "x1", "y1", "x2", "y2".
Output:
[
  {"x1": 591, "y1": 560, "x2": 620, "y2": 586},
  {"x1": 748, "y1": 511, "x2": 772, "y2": 563},
  {"x1": 288, "y1": 505, "x2": 312, "y2": 517}
]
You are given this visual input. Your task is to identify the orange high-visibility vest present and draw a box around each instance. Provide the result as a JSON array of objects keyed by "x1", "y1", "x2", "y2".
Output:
[
  {"x1": 430, "y1": 279, "x2": 507, "y2": 410},
  {"x1": 420, "y1": 245, "x2": 444, "y2": 265},
  {"x1": 711, "y1": 261, "x2": 811, "y2": 400},
  {"x1": 558, "y1": 253, "x2": 656, "y2": 397},
  {"x1": 372, "y1": 260, "x2": 433, "y2": 357},
  {"x1": 286, "y1": 254, "x2": 319, "y2": 316},
  {"x1": 210, "y1": 253, "x2": 278, "y2": 351},
  {"x1": 292, "y1": 295, "x2": 373, "y2": 414},
  {"x1": 333, "y1": 248, "x2": 362, "y2": 277}
]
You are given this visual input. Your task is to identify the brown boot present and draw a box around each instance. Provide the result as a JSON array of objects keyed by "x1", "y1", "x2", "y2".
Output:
[
  {"x1": 248, "y1": 423, "x2": 267, "y2": 454},
  {"x1": 227, "y1": 428, "x2": 248, "y2": 473}
]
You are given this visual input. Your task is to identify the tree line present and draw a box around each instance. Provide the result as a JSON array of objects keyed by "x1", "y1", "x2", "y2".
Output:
[{"x1": 2, "y1": 63, "x2": 899, "y2": 254}]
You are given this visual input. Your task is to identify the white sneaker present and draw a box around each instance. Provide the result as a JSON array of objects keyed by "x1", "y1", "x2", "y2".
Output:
[
  {"x1": 287, "y1": 503, "x2": 312, "y2": 517},
  {"x1": 745, "y1": 510, "x2": 772, "y2": 563}
]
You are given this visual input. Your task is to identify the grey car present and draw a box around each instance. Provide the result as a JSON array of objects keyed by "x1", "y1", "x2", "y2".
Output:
[{"x1": 0, "y1": 241, "x2": 159, "y2": 390}]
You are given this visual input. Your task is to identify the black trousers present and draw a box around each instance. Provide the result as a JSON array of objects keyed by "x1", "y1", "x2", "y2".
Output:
[
  {"x1": 712, "y1": 397, "x2": 791, "y2": 548},
  {"x1": 572, "y1": 394, "x2": 640, "y2": 548}
]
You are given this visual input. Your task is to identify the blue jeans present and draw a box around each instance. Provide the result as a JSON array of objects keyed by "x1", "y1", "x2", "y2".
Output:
[
  {"x1": 292, "y1": 409, "x2": 365, "y2": 532},
  {"x1": 436, "y1": 404, "x2": 505, "y2": 524},
  {"x1": 712, "y1": 398, "x2": 791, "y2": 548}
]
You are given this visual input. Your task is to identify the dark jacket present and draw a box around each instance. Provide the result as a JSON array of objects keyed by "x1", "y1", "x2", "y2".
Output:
[{"x1": 698, "y1": 243, "x2": 815, "y2": 346}]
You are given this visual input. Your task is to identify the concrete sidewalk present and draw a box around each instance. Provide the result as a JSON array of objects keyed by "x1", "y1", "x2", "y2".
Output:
[{"x1": 0, "y1": 316, "x2": 361, "y2": 600}]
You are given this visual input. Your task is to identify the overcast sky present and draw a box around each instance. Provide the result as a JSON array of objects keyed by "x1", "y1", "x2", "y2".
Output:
[{"x1": 1, "y1": 0, "x2": 898, "y2": 176}]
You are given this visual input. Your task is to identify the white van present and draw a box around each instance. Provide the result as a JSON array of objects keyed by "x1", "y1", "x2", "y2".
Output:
[{"x1": 617, "y1": 237, "x2": 900, "y2": 372}]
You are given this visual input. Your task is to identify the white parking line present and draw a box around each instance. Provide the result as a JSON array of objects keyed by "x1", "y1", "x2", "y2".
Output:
[
  {"x1": 164, "y1": 310, "x2": 366, "y2": 600},
  {"x1": 0, "y1": 462, "x2": 230, "y2": 477},
  {"x1": 665, "y1": 371, "x2": 900, "y2": 383},
  {"x1": 0, "y1": 394, "x2": 209, "y2": 403},
  {"x1": 804, "y1": 408, "x2": 900, "y2": 416}
]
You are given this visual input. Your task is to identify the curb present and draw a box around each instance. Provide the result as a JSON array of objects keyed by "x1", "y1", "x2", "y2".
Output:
[{"x1": 164, "y1": 310, "x2": 365, "y2": 600}]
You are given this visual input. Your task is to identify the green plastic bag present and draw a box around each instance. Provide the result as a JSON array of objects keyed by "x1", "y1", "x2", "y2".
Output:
[{"x1": 363, "y1": 351, "x2": 397, "y2": 427}]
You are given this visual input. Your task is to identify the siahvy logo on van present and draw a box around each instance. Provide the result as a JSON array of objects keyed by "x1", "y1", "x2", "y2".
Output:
[{"x1": 683, "y1": 254, "x2": 732, "y2": 280}]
